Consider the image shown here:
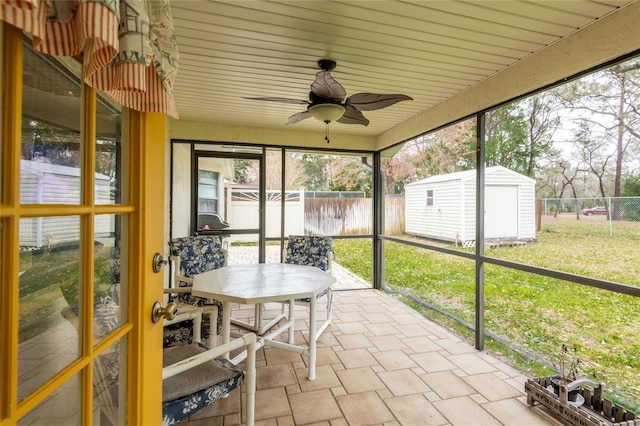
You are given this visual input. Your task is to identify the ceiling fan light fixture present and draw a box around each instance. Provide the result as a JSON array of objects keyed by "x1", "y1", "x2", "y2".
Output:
[{"x1": 308, "y1": 103, "x2": 345, "y2": 123}]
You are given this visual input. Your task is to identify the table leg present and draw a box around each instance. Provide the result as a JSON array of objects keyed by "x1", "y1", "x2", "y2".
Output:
[
  {"x1": 308, "y1": 296, "x2": 317, "y2": 380},
  {"x1": 288, "y1": 300, "x2": 295, "y2": 344},
  {"x1": 255, "y1": 304, "x2": 262, "y2": 333},
  {"x1": 222, "y1": 300, "x2": 231, "y2": 359}
]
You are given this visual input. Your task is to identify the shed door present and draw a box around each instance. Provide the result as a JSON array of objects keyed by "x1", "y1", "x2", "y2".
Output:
[{"x1": 485, "y1": 185, "x2": 518, "y2": 239}]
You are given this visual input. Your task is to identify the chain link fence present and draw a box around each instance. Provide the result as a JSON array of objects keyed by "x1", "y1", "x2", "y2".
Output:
[{"x1": 540, "y1": 197, "x2": 640, "y2": 238}]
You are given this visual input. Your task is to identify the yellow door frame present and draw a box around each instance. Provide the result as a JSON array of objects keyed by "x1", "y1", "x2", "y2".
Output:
[
  {"x1": 128, "y1": 110, "x2": 165, "y2": 424},
  {"x1": 1, "y1": 23, "x2": 165, "y2": 425}
]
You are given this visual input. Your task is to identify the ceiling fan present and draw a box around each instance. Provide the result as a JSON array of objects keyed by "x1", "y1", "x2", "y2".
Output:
[{"x1": 246, "y1": 59, "x2": 412, "y2": 141}]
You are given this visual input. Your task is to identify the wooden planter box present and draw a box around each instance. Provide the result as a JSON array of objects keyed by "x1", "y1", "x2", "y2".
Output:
[{"x1": 525, "y1": 377, "x2": 639, "y2": 426}]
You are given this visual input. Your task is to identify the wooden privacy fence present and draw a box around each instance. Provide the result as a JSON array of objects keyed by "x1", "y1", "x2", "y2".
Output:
[{"x1": 304, "y1": 197, "x2": 405, "y2": 236}]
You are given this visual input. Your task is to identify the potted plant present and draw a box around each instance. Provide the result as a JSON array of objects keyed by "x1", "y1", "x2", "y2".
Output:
[{"x1": 551, "y1": 343, "x2": 582, "y2": 402}]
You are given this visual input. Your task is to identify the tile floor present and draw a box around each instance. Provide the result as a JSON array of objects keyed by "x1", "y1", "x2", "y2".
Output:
[{"x1": 181, "y1": 289, "x2": 560, "y2": 425}]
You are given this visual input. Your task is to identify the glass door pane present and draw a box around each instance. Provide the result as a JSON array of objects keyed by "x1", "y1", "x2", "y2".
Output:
[
  {"x1": 21, "y1": 46, "x2": 82, "y2": 205},
  {"x1": 221, "y1": 157, "x2": 261, "y2": 232}
]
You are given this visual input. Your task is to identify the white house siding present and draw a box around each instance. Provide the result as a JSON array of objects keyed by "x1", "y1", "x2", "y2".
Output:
[
  {"x1": 171, "y1": 143, "x2": 192, "y2": 238},
  {"x1": 170, "y1": 145, "x2": 237, "y2": 239},
  {"x1": 20, "y1": 216, "x2": 81, "y2": 248},
  {"x1": 405, "y1": 166, "x2": 536, "y2": 243},
  {"x1": 19, "y1": 173, "x2": 39, "y2": 204},
  {"x1": 19, "y1": 160, "x2": 111, "y2": 248},
  {"x1": 20, "y1": 167, "x2": 80, "y2": 204}
]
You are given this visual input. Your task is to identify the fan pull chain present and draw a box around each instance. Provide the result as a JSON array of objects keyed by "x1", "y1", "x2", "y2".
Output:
[{"x1": 324, "y1": 120, "x2": 331, "y2": 143}]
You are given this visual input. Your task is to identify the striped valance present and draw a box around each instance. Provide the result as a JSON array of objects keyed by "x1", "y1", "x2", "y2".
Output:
[{"x1": 1, "y1": 0, "x2": 179, "y2": 118}]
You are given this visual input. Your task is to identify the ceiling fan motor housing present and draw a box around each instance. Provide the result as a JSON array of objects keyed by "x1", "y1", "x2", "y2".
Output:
[{"x1": 318, "y1": 59, "x2": 337, "y2": 71}]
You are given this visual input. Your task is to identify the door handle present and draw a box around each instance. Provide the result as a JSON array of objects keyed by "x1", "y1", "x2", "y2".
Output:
[
  {"x1": 151, "y1": 301, "x2": 178, "y2": 323},
  {"x1": 152, "y1": 253, "x2": 168, "y2": 273}
]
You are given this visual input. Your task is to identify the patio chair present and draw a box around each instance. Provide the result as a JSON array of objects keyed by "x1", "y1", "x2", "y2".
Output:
[
  {"x1": 167, "y1": 235, "x2": 227, "y2": 348},
  {"x1": 282, "y1": 235, "x2": 334, "y2": 342},
  {"x1": 162, "y1": 312, "x2": 257, "y2": 425},
  {"x1": 90, "y1": 300, "x2": 256, "y2": 425}
]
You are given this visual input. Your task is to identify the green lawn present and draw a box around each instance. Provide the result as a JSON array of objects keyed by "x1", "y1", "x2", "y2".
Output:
[{"x1": 332, "y1": 229, "x2": 640, "y2": 411}]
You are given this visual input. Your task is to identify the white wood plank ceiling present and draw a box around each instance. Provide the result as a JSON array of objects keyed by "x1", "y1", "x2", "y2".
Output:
[{"x1": 171, "y1": 0, "x2": 634, "y2": 137}]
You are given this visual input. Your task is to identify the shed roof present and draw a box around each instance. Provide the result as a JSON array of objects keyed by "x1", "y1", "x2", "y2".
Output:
[{"x1": 406, "y1": 166, "x2": 535, "y2": 186}]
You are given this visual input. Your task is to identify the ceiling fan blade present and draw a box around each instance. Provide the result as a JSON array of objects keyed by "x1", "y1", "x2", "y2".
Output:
[
  {"x1": 345, "y1": 93, "x2": 413, "y2": 111},
  {"x1": 287, "y1": 111, "x2": 312, "y2": 125},
  {"x1": 337, "y1": 109, "x2": 369, "y2": 126},
  {"x1": 244, "y1": 97, "x2": 309, "y2": 105},
  {"x1": 310, "y1": 71, "x2": 346, "y2": 102}
]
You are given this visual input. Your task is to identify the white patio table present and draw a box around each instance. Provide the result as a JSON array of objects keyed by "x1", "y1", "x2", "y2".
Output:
[{"x1": 191, "y1": 263, "x2": 336, "y2": 380}]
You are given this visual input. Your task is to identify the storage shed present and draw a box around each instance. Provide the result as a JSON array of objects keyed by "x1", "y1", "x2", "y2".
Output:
[{"x1": 405, "y1": 166, "x2": 536, "y2": 244}]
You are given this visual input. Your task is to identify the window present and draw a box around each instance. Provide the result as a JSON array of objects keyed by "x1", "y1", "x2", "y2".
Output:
[
  {"x1": 198, "y1": 170, "x2": 219, "y2": 214},
  {"x1": 425, "y1": 189, "x2": 434, "y2": 207}
]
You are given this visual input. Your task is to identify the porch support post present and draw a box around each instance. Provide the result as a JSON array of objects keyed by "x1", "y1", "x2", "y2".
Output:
[
  {"x1": 475, "y1": 113, "x2": 486, "y2": 351},
  {"x1": 258, "y1": 147, "x2": 266, "y2": 263},
  {"x1": 372, "y1": 151, "x2": 384, "y2": 290}
]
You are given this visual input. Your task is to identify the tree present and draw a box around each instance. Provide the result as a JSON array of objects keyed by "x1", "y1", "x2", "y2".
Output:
[
  {"x1": 484, "y1": 93, "x2": 561, "y2": 178},
  {"x1": 381, "y1": 155, "x2": 416, "y2": 194},
  {"x1": 537, "y1": 161, "x2": 575, "y2": 216},
  {"x1": 328, "y1": 158, "x2": 372, "y2": 197},
  {"x1": 410, "y1": 121, "x2": 476, "y2": 176},
  {"x1": 561, "y1": 59, "x2": 640, "y2": 217},
  {"x1": 558, "y1": 160, "x2": 586, "y2": 218},
  {"x1": 263, "y1": 151, "x2": 307, "y2": 190},
  {"x1": 484, "y1": 104, "x2": 528, "y2": 172},
  {"x1": 621, "y1": 173, "x2": 640, "y2": 221},
  {"x1": 300, "y1": 153, "x2": 331, "y2": 191},
  {"x1": 622, "y1": 173, "x2": 640, "y2": 196},
  {"x1": 22, "y1": 119, "x2": 81, "y2": 167},
  {"x1": 234, "y1": 159, "x2": 253, "y2": 184},
  {"x1": 573, "y1": 122, "x2": 615, "y2": 211},
  {"x1": 524, "y1": 93, "x2": 563, "y2": 177},
  {"x1": 381, "y1": 119, "x2": 475, "y2": 194}
]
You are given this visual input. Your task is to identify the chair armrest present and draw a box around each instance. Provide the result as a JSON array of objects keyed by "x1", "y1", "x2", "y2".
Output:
[
  {"x1": 164, "y1": 287, "x2": 192, "y2": 294},
  {"x1": 162, "y1": 333, "x2": 257, "y2": 380},
  {"x1": 169, "y1": 255, "x2": 178, "y2": 289},
  {"x1": 161, "y1": 299, "x2": 219, "y2": 347},
  {"x1": 222, "y1": 246, "x2": 228, "y2": 267},
  {"x1": 326, "y1": 250, "x2": 334, "y2": 274},
  {"x1": 163, "y1": 309, "x2": 204, "y2": 344}
]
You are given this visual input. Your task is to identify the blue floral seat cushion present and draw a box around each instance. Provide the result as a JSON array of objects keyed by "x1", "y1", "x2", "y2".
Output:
[
  {"x1": 162, "y1": 345, "x2": 244, "y2": 425},
  {"x1": 169, "y1": 236, "x2": 225, "y2": 305},
  {"x1": 169, "y1": 236, "x2": 226, "y2": 278},
  {"x1": 284, "y1": 235, "x2": 333, "y2": 271},
  {"x1": 163, "y1": 320, "x2": 200, "y2": 348},
  {"x1": 284, "y1": 236, "x2": 333, "y2": 302},
  {"x1": 168, "y1": 236, "x2": 226, "y2": 336}
]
